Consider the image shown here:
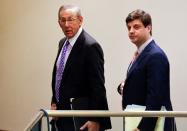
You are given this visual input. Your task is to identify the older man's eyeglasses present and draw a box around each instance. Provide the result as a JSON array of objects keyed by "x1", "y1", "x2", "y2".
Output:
[{"x1": 59, "y1": 17, "x2": 78, "y2": 24}]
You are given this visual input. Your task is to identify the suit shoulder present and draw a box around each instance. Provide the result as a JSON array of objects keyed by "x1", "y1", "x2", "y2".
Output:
[
  {"x1": 83, "y1": 31, "x2": 98, "y2": 45},
  {"x1": 149, "y1": 42, "x2": 167, "y2": 57},
  {"x1": 58, "y1": 38, "x2": 66, "y2": 47},
  {"x1": 79, "y1": 30, "x2": 103, "y2": 53}
]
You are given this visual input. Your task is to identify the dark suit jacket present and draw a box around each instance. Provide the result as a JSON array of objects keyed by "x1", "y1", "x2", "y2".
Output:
[
  {"x1": 122, "y1": 40, "x2": 176, "y2": 131},
  {"x1": 51, "y1": 30, "x2": 111, "y2": 130}
]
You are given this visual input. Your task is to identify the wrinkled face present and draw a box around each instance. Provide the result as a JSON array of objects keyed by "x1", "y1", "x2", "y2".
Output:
[
  {"x1": 127, "y1": 19, "x2": 151, "y2": 47},
  {"x1": 58, "y1": 9, "x2": 83, "y2": 39}
]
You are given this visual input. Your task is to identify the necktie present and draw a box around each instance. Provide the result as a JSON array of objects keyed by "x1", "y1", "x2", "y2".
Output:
[
  {"x1": 132, "y1": 51, "x2": 139, "y2": 64},
  {"x1": 128, "y1": 51, "x2": 139, "y2": 72},
  {"x1": 55, "y1": 40, "x2": 70, "y2": 102}
]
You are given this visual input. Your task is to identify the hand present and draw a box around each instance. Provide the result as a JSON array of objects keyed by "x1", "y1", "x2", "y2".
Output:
[
  {"x1": 50, "y1": 103, "x2": 57, "y2": 120},
  {"x1": 50, "y1": 103, "x2": 57, "y2": 110},
  {"x1": 117, "y1": 81, "x2": 125, "y2": 95},
  {"x1": 80, "y1": 121, "x2": 100, "y2": 131},
  {"x1": 133, "y1": 128, "x2": 140, "y2": 131}
]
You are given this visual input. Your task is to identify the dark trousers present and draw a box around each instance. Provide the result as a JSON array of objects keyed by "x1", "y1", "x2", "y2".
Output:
[{"x1": 51, "y1": 117, "x2": 105, "y2": 131}]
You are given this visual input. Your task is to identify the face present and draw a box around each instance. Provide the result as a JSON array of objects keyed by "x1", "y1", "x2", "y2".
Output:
[
  {"x1": 58, "y1": 9, "x2": 83, "y2": 39},
  {"x1": 127, "y1": 19, "x2": 151, "y2": 47}
]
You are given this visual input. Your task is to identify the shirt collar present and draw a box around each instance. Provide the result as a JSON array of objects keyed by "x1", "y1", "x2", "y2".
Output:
[
  {"x1": 138, "y1": 37, "x2": 153, "y2": 54},
  {"x1": 66, "y1": 27, "x2": 83, "y2": 47}
]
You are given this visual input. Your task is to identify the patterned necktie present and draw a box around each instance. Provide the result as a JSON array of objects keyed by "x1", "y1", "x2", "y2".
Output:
[
  {"x1": 55, "y1": 40, "x2": 70, "y2": 102},
  {"x1": 128, "y1": 51, "x2": 139, "y2": 72},
  {"x1": 132, "y1": 51, "x2": 139, "y2": 63}
]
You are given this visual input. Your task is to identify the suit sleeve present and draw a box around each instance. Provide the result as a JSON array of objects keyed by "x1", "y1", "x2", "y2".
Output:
[
  {"x1": 138, "y1": 52, "x2": 170, "y2": 130},
  {"x1": 86, "y1": 43, "x2": 108, "y2": 109},
  {"x1": 85, "y1": 43, "x2": 111, "y2": 129}
]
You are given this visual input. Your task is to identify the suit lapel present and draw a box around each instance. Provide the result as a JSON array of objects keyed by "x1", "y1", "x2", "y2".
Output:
[
  {"x1": 52, "y1": 38, "x2": 66, "y2": 86},
  {"x1": 126, "y1": 40, "x2": 155, "y2": 78},
  {"x1": 56, "y1": 38, "x2": 66, "y2": 62},
  {"x1": 54, "y1": 38, "x2": 66, "y2": 72},
  {"x1": 62, "y1": 30, "x2": 85, "y2": 79}
]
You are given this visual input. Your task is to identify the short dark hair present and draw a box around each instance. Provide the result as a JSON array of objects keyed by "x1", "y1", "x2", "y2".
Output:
[{"x1": 126, "y1": 9, "x2": 152, "y2": 35}]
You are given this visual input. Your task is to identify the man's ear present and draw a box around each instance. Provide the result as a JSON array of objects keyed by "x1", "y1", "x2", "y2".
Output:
[
  {"x1": 147, "y1": 25, "x2": 152, "y2": 32},
  {"x1": 78, "y1": 16, "x2": 83, "y2": 25}
]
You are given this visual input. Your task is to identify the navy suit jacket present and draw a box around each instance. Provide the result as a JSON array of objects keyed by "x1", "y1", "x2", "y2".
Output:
[
  {"x1": 51, "y1": 30, "x2": 111, "y2": 130},
  {"x1": 123, "y1": 40, "x2": 176, "y2": 131}
]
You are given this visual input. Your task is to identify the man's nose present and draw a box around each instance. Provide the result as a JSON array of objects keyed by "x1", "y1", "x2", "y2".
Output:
[
  {"x1": 129, "y1": 27, "x2": 134, "y2": 33},
  {"x1": 64, "y1": 21, "x2": 70, "y2": 26}
]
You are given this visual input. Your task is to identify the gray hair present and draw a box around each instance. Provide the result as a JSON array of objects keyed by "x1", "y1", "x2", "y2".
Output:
[{"x1": 58, "y1": 4, "x2": 82, "y2": 18}]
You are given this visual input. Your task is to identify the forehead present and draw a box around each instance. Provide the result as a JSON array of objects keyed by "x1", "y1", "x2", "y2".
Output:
[
  {"x1": 59, "y1": 9, "x2": 77, "y2": 18},
  {"x1": 127, "y1": 19, "x2": 143, "y2": 27}
]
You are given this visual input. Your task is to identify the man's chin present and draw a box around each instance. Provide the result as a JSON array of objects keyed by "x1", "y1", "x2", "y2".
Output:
[
  {"x1": 130, "y1": 39, "x2": 137, "y2": 44},
  {"x1": 66, "y1": 34, "x2": 74, "y2": 39}
]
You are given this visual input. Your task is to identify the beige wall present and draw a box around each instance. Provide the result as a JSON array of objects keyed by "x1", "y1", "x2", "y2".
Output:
[{"x1": 0, "y1": 0, "x2": 187, "y2": 130}]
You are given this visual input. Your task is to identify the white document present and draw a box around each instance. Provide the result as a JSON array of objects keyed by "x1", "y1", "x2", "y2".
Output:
[{"x1": 124, "y1": 104, "x2": 166, "y2": 131}]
